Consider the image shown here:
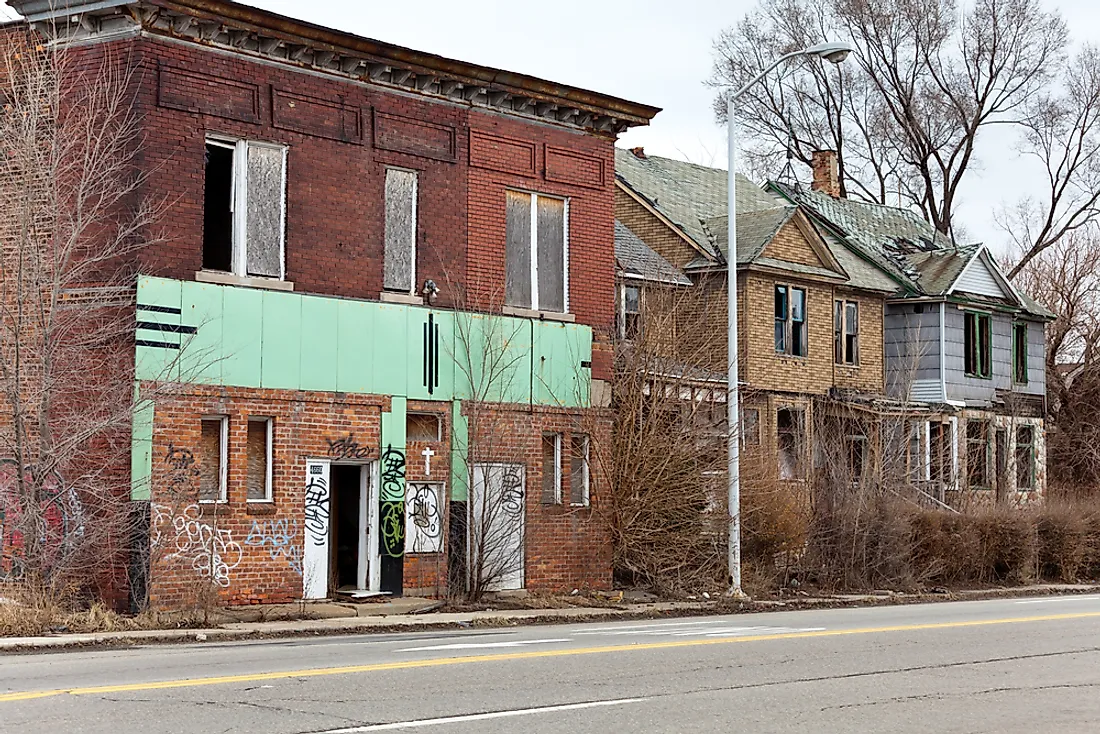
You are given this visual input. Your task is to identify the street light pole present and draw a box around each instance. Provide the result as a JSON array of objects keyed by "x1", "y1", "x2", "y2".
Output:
[{"x1": 725, "y1": 41, "x2": 853, "y2": 598}]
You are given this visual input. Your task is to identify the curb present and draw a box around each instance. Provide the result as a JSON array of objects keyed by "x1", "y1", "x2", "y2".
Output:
[{"x1": 2, "y1": 584, "x2": 1097, "y2": 653}]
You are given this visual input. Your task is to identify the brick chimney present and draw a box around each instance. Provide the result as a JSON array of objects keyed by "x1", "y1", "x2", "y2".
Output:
[
  {"x1": 630, "y1": 146, "x2": 646, "y2": 160},
  {"x1": 811, "y1": 150, "x2": 841, "y2": 198}
]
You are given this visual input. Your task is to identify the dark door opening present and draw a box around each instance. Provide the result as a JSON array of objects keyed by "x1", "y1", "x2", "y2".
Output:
[{"x1": 330, "y1": 464, "x2": 363, "y2": 592}]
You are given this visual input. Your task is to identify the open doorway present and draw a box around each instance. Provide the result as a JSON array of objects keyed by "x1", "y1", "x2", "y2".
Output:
[{"x1": 327, "y1": 463, "x2": 380, "y2": 597}]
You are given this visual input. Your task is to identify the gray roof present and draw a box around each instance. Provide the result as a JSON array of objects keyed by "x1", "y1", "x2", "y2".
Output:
[
  {"x1": 771, "y1": 181, "x2": 1053, "y2": 317},
  {"x1": 614, "y1": 220, "x2": 692, "y2": 286},
  {"x1": 615, "y1": 149, "x2": 781, "y2": 258}
]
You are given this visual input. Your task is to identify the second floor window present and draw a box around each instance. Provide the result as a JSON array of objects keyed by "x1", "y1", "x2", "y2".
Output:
[
  {"x1": 1013, "y1": 321, "x2": 1029, "y2": 384},
  {"x1": 384, "y1": 168, "x2": 418, "y2": 294},
  {"x1": 203, "y1": 138, "x2": 288, "y2": 280},
  {"x1": 620, "y1": 283, "x2": 642, "y2": 340},
  {"x1": 505, "y1": 191, "x2": 568, "y2": 313},
  {"x1": 775, "y1": 285, "x2": 807, "y2": 357},
  {"x1": 964, "y1": 311, "x2": 992, "y2": 379},
  {"x1": 834, "y1": 300, "x2": 859, "y2": 365}
]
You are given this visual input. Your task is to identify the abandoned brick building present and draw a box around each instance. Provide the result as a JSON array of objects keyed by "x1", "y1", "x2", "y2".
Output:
[
  {"x1": 615, "y1": 147, "x2": 1051, "y2": 506},
  {"x1": 5, "y1": 0, "x2": 657, "y2": 607}
]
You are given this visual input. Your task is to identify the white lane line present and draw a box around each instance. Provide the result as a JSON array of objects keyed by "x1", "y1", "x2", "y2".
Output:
[
  {"x1": 1016, "y1": 596, "x2": 1100, "y2": 605},
  {"x1": 576, "y1": 624, "x2": 824, "y2": 638},
  {"x1": 573, "y1": 620, "x2": 728, "y2": 634},
  {"x1": 314, "y1": 698, "x2": 648, "y2": 732},
  {"x1": 396, "y1": 638, "x2": 572, "y2": 653}
]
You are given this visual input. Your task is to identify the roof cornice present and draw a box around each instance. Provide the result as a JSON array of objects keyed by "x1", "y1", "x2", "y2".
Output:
[{"x1": 10, "y1": 0, "x2": 660, "y2": 135}]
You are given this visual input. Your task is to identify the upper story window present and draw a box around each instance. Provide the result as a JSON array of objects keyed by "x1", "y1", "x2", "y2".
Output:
[
  {"x1": 834, "y1": 300, "x2": 859, "y2": 365},
  {"x1": 619, "y1": 283, "x2": 642, "y2": 340},
  {"x1": 1013, "y1": 321, "x2": 1029, "y2": 384},
  {"x1": 964, "y1": 311, "x2": 992, "y2": 379},
  {"x1": 383, "y1": 168, "x2": 418, "y2": 294},
  {"x1": 775, "y1": 285, "x2": 807, "y2": 357},
  {"x1": 505, "y1": 190, "x2": 568, "y2": 313},
  {"x1": 203, "y1": 138, "x2": 288, "y2": 280}
]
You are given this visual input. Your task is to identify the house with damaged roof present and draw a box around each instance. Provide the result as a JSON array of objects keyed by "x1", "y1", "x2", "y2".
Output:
[{"x1": 614, "y1": 146, "x2": 1051, "y2": 504}]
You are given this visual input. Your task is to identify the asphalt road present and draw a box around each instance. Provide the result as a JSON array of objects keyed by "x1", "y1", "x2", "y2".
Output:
[{"x1": 2, "y1": 595, "x2": 1100, "y2": 733}]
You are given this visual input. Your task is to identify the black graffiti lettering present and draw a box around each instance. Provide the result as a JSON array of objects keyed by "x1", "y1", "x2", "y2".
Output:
[
  {"x1": 325, "y1": 435, "x2": 373, "y2": 461},
  {"x1": 303, "y1": 476, "x2": 330, "y2": 547},
  {"x1": 380, "y1": 445, "x2": 406, "y2": 501},
  {"x1": 500, "y1": 468, "x2": 524, "y2": 517},
  {"x1": 380, "y1": 500, "x2": 405, "y2": 558},
  {"x1": 407, "y1": 483, "x2": 442, "y2": 553}
]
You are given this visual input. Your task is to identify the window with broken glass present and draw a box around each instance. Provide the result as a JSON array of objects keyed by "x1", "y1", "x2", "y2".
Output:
[
  {"x1": 964, "y1": 312, "x2": 992, "y2": 379},
  {"x1": 383, "y1": 168, "x2": 418, "y2": 293},
  {"x1": 620, "y1": 283, "x2": 642, "y2": 340},
  {"x1": 834, "y1": 300, "x2": 859, "y2": 365},
  {"x1": 202, "y1": 138, "x2": 288, "y2": 280},
  {"x1": 775, "y1": 285, "x2": 807, "y2": 357},
  {"x1": 505, "y1": 190, "x2": 568, "y2": 312}
]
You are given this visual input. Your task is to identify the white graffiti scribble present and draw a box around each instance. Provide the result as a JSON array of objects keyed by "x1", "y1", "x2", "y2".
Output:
[{"x1": 151, "y1": 504, "x2": 242, "y2": 587}]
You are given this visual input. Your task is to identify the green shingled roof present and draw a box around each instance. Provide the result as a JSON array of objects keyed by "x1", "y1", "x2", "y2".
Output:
[{"x1": 615, "y1": 149, "x2": 781, "y2": 258}]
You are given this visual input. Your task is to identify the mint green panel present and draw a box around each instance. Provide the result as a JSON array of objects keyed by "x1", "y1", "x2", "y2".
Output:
[
  {"x1": 299, "y1": 295, "x2": 340, "y2": 391},
  {"x1": 135, "y1": 277, "x2": 183, "y2": 382},
  {"x1": 449, "y1": 400, "x2": 468, "y2": 501},
  {"x1": 406, "y1": 309, "x2": 454, "y2": 401},
  {"x1": 130, "y1": 390, "x2": 154, "y2": 501},
  {"x1": 380, "y1": 396, "x2": 407, "y2": 503},
  {"x1": 372, "y1": 304, "x2": 409, "y2": 396},
  {"x1": 260, "y1": 290, "x2": 302, "y2": 390},
  {"x1": 220, "y1": 286, "x2": 264, "y2": 388},
  {"x1": 533, "y1": 321, "x2": 593, "y2": 408},
  {"x1": 179, "y1": 281, "x2": 224, "y2": 384},
  {"x1": 453, "y1": 313, "x2": 532, "y2": 404},
  {"x1": 336, "y1": 298, "x2": 374, "y2": 394}
]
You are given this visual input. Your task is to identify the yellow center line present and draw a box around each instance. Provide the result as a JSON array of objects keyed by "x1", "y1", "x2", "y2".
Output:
[{"x1": 2, "y1": 610, "x2": 1099, "y2": 704}]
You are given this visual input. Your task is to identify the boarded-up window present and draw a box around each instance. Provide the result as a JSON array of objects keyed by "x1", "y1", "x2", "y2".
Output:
[
  {"x1": 383, "y1": 168, "x2": 417, "y2": 292},
  {"x1": 407, "y1": 413, "x2": 440, "y2": 442},
  {"x1": 541, "y1": 432, "x2": 562, "y2": 504},
  {"x1": 570, "y1": 433, "x2": 589, "y2": 506},
  {"x1": 199, "y1": 417, "x2": 227, "y2": 502},
  {"x1": 245, "y1": 144, "x2": 286, "y2": 278},
  {"x1": 505, "y1": 191, "x2": 567, "y2": 312},
  {"x1": 201, "y1": 138, "x2": 286, "y2": 280},
  {"x1": 247, "y1": 418, "x2": 272, "y2": 502}
]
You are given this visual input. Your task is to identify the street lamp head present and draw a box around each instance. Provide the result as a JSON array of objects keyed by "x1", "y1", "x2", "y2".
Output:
[{"x1": 803, "y1": 41, "x2": 854, "y2": 64}]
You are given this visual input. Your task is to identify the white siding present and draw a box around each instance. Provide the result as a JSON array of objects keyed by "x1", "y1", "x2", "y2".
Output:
[{"x1": 955, "y1": 257, "x2": 1010, "y2": 300}]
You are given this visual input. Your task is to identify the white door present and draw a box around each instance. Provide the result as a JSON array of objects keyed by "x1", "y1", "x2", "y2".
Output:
[
  {"x1": 303, "y1": 459, "x2": 331, "y2": 599},
  {"x1": 471, "y1": 463, "x2": 525, "y2": 591}
]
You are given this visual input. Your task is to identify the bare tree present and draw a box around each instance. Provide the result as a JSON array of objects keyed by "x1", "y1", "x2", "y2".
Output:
[
  {"x1": 0, "y1": 29, "x2": 161, "y2": 599},
  {"x1": 711, "y1": 0, "x2": 1068, "y2": 240}
]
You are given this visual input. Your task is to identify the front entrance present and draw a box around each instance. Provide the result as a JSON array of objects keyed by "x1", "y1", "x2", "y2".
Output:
[
  {"x1": 302, "y1": 459, "x2": 380, "y2": 600},
  {"x1": 470, "y1": 463, "x2": 526, "y2": 592}
]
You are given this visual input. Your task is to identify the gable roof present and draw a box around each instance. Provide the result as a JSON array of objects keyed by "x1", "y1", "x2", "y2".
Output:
[
  {"x1": 615, "y1": 221, "x2": 692, "y2": 286},
  {"x1": 615, "y1": 149, "x2": 780, "y2": 259},
  {"x1": 702, "y1": 208, "x2": 848, "y2": 282},
  {"x1": 770, "y1": 181, "x2": 1054, "y2": 318}
]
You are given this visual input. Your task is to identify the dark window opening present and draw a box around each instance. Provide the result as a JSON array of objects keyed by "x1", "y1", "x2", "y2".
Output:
[
  {"x1": 967, "y1": 419, "x2": 991, "y2": 489},
  {"x1": 407, "y1": 413, "x2": 441, "y2": 442},
  {"x1": 964, "y1": 312, "x2": 992, "y2": 378},
  {"x1": 775, "y1": 286, "x2": 807, "y2": 357},
  {"x1": 777, "y1": 407, "x2": 805, "y2": 480},
  {"x1": 203, "y1": 143, "x2": 234, "y2": 272},
  {"x1": 834, "y1": 300, "x2": 859, "y2": 365},
  {"x1": 930, "y1": 422, "x2": 952, "y2": 485},
  {"x1": 1013, "y1": 322, "x2": 1029, "y2": 384}
]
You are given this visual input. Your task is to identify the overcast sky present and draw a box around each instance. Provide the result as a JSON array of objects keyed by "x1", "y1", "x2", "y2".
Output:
[{"x1": 5, "y1": 0, "x2": 1097, "y2": 251}]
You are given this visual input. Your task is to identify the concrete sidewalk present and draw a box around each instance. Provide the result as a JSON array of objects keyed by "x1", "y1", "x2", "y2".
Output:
[{"x1": 2, "y1": 583, "x2": 1097, "y2": 652}]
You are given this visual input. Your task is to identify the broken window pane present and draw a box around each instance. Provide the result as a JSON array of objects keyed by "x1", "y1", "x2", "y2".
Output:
[
  {"x1": 199, "y1": 418, "x2": 226, "y2": 502},
  {"x1": 246, "y1": 419, "x2": 270, "y2": 502},
  {"x1": 245, "y1": 144, "x2": 285, "y2": 278},
  {"x1": 774, "y1": 286, "x2": 788, "y2": 353},
  {"x1": 790, "y1": 288, "x2": 807, "y2": 357},
  {"x1": 536, "y1": 196, "x2": 566, "y2": 313},
  {"x1": 777, "y1": 408, "x2": 804, "y2": 480},
  {"x1": 203, "y1": 142, "x2": 234, "y2": 272},
  {"x1": 406, "y1": 413, "x2": 440, "y2": 442},
  {"x1": 505, "y1": 191, "x2": 532, "y2": 308},
  {"x1": 845, "y1": 301, "x2": 859, "y2": 365},
  {"x1": 570, "y1": 433, "x2": 589, "y2": 506},
  {"x1": 383, "y1": 168, "x2": 417, "y2": 292}
]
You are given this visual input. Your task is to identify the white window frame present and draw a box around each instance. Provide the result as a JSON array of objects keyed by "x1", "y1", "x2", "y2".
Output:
[
  {"x1": 509, "y1": 190, "x2": 570, "y2": 313},
  {"x1": 199, "y1": 414, "x2": 229, "y2": 504},
  {"x1": 205, "y1": 136, "x2": 288, "y2": 281},
  {"x1": 570, "y1": 433, "x2": 590, "y2": 507},
  {"x1": 619, "y1": 282, "x2": 643, "y2": 340},
  {"x1": 383, "y1": 166, "x2": 418, "y2": 294},
  {"x1": 543, "y1": 432, "x2": 563, "y2": 505},
  {"x1": 246, "y1": 417, "x2": 274, "y2": 503}
]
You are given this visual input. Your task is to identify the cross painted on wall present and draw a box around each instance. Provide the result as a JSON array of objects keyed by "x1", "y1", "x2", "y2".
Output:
[{"x1": 422, "y1": 446, "x2": 435, "y2": 476}]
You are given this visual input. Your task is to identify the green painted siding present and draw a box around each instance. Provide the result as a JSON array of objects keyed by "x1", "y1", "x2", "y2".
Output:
[
  {"x1": 135, "y1": 277, "x2": 592, "y2": 409},
  {"x1": 130, "y1": 388, "x2": 154, "y2": 501},
  {"x1": 449, "y1": 400, "x2": 469, "y2": 501}
]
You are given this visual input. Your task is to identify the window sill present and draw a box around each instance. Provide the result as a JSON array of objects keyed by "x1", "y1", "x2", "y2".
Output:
[
  {"x1": 196, "y1": 270, "x2": 295, "y2": 292},
  {"x1": 197, "y1": 501, "x2": 231, "y2": 516},
  {"x1": 502, "y1": 306, "x2": 576, "y2": 323},
  {"x1": 245, "y1": 502, "x2": 277, "y2": 515},
  {"x1": 380, "y1": 291, "x2": 424, "y2": 306}
]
